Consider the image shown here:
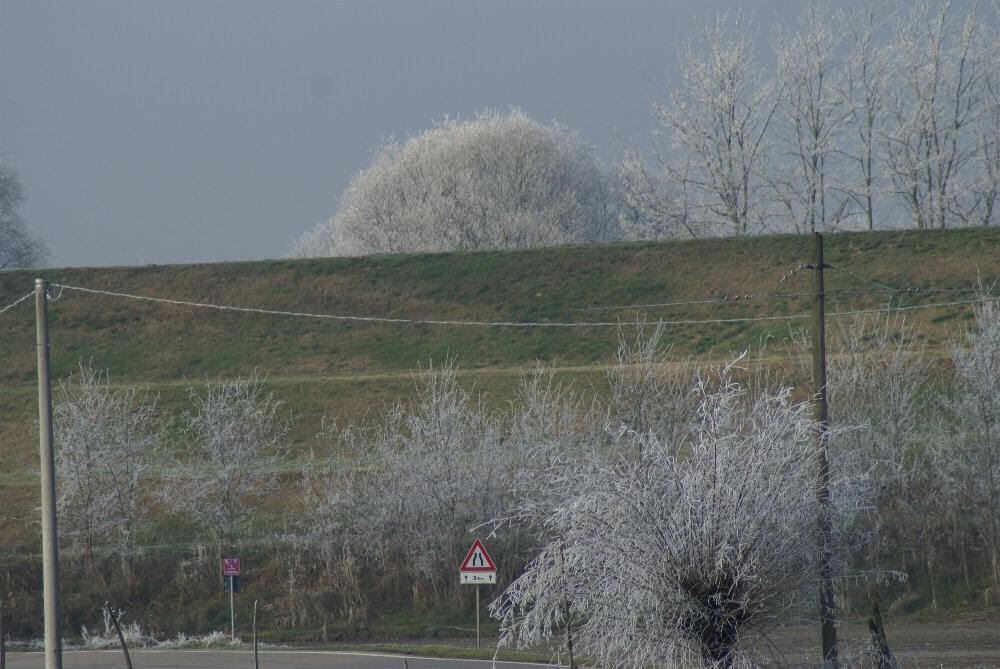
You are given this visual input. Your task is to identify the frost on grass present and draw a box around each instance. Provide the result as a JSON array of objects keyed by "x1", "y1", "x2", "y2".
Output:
[
  {"x1": 77, "y1": 608, "x2": 245, "y2": 650},
  {"x1": 80, "y1": 607, "x2": 156, "y2": 649},
  {"x1": 492, "y1": 359, "x2": 867, "y2": 668}
]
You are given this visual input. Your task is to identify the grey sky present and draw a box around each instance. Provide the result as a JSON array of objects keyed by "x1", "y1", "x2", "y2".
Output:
[{"x1": 2, "y1": 0, "x2": 807, "y2": 268}]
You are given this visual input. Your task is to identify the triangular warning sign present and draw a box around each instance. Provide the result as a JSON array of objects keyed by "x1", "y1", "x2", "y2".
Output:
[{"x1": 460, "y1": 539, "x2": 496, "y2": 572}]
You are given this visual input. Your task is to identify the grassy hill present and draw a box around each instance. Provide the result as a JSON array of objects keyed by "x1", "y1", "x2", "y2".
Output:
[
  {"x1": 0, "y1": 228, "x2": 997, "y2": 551},
  {"x1": 0, "y1": 227, "x2": 998, "y2": 638}
]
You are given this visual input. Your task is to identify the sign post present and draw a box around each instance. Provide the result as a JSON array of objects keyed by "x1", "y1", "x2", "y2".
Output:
[
  {"x1": 459, "y1": 539, "x2": 496, "y2": 649},
  {"x1": 222, "y1": 557, "x2": 241, "y2": 642}
]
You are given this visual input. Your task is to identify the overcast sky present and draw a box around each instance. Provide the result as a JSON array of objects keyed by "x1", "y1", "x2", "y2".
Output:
[{"x1": 4, "y1": 0, "x2": 816, "y2": 268}]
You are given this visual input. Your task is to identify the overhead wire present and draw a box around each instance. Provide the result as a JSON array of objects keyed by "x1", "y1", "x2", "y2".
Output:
[
  {"x1": 48, "y1": 282, "x2": 987, "y2": 329},
  {"x1": 0, "y1": 290, "x2": 35, "y2": 317},
  {"x1": 827, "y1": 287, "x2": 995, "y2": 296},
  {"x1": 51, "y1": 282, "x2": 809, "y2": 327},
  {"x1": 827, "y1": 264, "x2": 904, "y2": 293},
  {"x1": 573, "y1": 295, "x2": 749, "y2": 311},
  {"x1": 538, "y1": 286, "x2": 994, "y2": 314}
]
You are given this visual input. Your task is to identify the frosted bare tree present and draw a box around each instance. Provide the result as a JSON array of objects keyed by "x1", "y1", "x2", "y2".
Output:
[
  {"x1": 618, "y1": 149, "x2": 699, "y2": 239},
  {"x1": 170, "y1": 375, "x2": 289, "y2": 558},
  {"x1": 494, "y1": 348, "x2": 697, "y2": 666},
  {"x1": 493, "y1": 360, "x2": 866, "y2": 669},
  {"x1": 828, "y1": 314, "x2": 927, "y2": 490},
  {"x1": 631, "y1": 13, "x2": 778, "y2": 237},
  {"x1": 605, "y1": 325, "x2": 699, "y2": 451},
  {"x1": 499, "y1": 366, "x2": 606, "y2": 533},
  {"x1": 0, "y1": 157, "x2": 47, "y2": 269},
  {"x1": 838, "y1": 1, "x2": 891, "y2": 231},
  {"x1": 881, "y1": 1, "x2": 996, "y2": 228},
  {"x1": 299, "y1": 422, "x2": 374, "y2": 616},
  {"x1": 970, "y1": 36, "x2": 1000, "y2": 226},
  {"x1": 770, "y1": 2, "x2": 852, "y2": 233},
  {"x1": 306, "y1": 360, "x2": 517, "y2": 604},
  {"x1": 938, "y1": 293, "x2": 1000, "y2": 590},
  {"x1": 54, "y1": 362, "x2": 161, "y2": 580},
  {"x1": 55, "y1": 364, "x2": 115, "y2": 567},
  {"x1": 291, "y1": 108, "x2": 619, "y2": 257},
  {"x1": 826, "y1": 314, "x2": 929, "y2": 580}
]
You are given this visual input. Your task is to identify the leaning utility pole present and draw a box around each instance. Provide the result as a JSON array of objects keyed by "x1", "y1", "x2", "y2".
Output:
[
  {"x1": 1, "y1": 598, "x2": 7, "y2": 669},
  {"x1": 35, "y1": 278, "x2": 63, "y2": 669},
  {"x1": 811, "y1": 235, "x2": 838, "y2": 669}
]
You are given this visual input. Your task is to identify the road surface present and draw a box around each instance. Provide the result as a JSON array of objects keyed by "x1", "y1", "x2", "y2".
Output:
[
  {"x1": 3, "y1": 650, "x2": 549, "y2": 669},
  {"x1": 6, "y1": 622, "x2": 1000, "y2": 668}
]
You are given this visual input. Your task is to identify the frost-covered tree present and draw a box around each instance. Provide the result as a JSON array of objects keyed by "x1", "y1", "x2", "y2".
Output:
[
  {"x1": 494, "y1": 361, "x2": 866, "y2": 669},
  {"x1": 970, "y1": 42, "x2": 1000, "y2": 226},
  {"x1": 827, "y1": 315, "x2": 929, "y2": 582},
  {"x1": 770, "y1": 2, "x2": 852, "y2": 233},
  {"x1": 618, "y1": 149, "x2": 700, "y2": 239},
  {"x1": 626, "y1": 13, "x2": 778, "y2": 237},
  {"x1": 499, "y1": 366, "x2": 606, "y2": 535},
  {"x1": 839, "y1": 1, "x2": 891, "y2": 231},
  {"x1": 626, "y1": 1, "x2": 1000, "y2": 236},
  {"x1": 828, "y1": 314, "x2": 927, "y2": 491},
  {"x1": 939, "y1": 294, "x2": 1000, "y2": 589},
  {"x1": 54, "y1": 363, "x2": 161, "y2": 580},
  {"x1": 605, "y1": 326, "x2": 699, "y2": 450},
  {"x1": 305, "y1": 360, "x2": 518, "y2": 604},
  {"x1": 881, "y1": 1, "x2": 997, "y2": 228},
  {"x1": 291, "y1": 109, "x2": 619, "y2": 257},
  {"x1": 0, "y1": 157, "x2": 46, "y2": 269},
  {"x1": 170, "y1": 375, "x2": 288, "y2": 557}
]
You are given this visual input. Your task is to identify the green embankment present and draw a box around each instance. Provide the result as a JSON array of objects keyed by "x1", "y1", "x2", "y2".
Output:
[{"x1": 0, "y1": 227, "x2": 996, "y2": 554}]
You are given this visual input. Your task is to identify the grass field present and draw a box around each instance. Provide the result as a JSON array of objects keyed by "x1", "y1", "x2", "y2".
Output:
[{"x1": 1, "y1": 228, "x2": 998, "y2": 555}]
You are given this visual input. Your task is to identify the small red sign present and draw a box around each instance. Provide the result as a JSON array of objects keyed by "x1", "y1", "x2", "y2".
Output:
[
  {"x1": 222, "y1": 557, "x2": 241, "y2": 576},
  {"x1": 460, "y1": 539, "x2": 496, "y2": 572}
]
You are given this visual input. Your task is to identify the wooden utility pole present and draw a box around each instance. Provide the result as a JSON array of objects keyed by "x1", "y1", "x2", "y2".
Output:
[
  {"x1": 811, "y1": 235, "x2": 838, "y2": 669},
  {"x1": 253, "y1": 600, "x2": 259, "y2": 669},
  {"x1": 1, "y1": 598, "x2": 7, "y2": 669},
  {"x1": 35, "y1": 278, "x2": 62, "y2": 669}
]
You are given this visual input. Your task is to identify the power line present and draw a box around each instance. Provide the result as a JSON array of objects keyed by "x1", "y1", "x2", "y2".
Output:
[
  {"x1": 7, "y1": 283, "x2": 985, "y2": 324},
  {"x1": 52, "y1": 282, "x2": 808, "y2": 327},
  {"x1": 827, "y1": 264, "x2": 903, "y2": 292},
  {"x1": 50, "y1": 282, "x2": 986, "y2": 329},
  {"x1": 452, "y1": 282, "x2": 991, "y2": 314},
  {"x1": 0, "y1": 290, "x2": 34, "y2": 316},
  {"x1": 828, "y1": 287, "x2": 995, "y2": 296},
  {"x1": 829, "y1": 298, "x2": 982, "y2": 317},
  {"x1": 780, "y1": 261, "x2": 997, "y2": 296},
  {"x1": 573, "y1": 294, "x2": 773, "y2": 311}
]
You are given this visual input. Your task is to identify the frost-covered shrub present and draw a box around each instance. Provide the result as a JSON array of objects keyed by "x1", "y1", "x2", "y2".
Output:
[{"x1": 493, "y1": 360, "x2": 866, "y2": 668}]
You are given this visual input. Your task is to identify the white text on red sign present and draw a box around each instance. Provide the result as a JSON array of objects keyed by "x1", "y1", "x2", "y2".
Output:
[{"x1": 222, "y1": 558, "x2": 241, "y2": 576}]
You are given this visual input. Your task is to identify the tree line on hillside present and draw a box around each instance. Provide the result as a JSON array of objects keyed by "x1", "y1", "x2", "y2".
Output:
[
  {"x1": 293, "y1": 0, "x2": 1000, "y2": 257},
  {"x1": 31, "y1": 292, "x2": 1000, "y2": 667}
]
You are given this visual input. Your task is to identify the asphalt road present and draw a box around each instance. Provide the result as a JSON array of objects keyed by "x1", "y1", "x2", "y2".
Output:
[
  {"x1": 3, "y1": 650, "x2": 549, "y2": 669},
  {"x1": 6, "y1": 622, "x2": 1000, "y2": 668}
]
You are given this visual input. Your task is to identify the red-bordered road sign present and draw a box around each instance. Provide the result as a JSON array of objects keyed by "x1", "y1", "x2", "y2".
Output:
[
  {"x1": 460, "y1": 539, "x2": 496, "y2": 572},
  {"x1": 222, "y1": 557, "x2": 241, "y2": 576}
]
